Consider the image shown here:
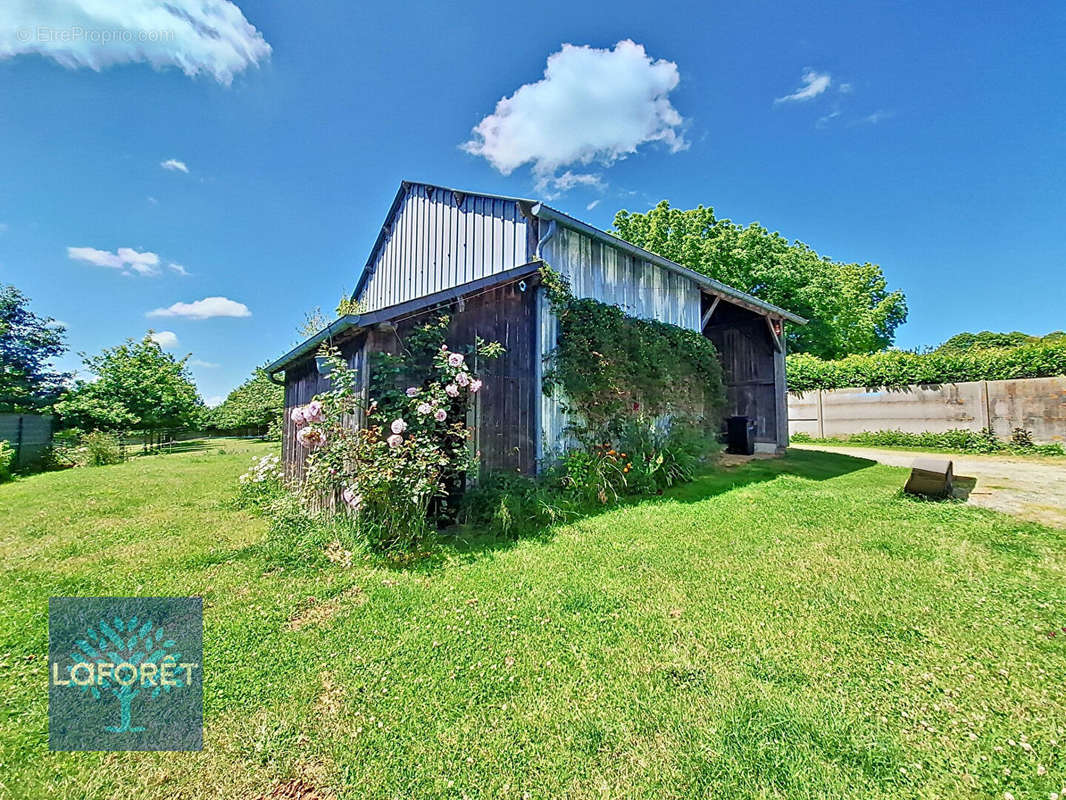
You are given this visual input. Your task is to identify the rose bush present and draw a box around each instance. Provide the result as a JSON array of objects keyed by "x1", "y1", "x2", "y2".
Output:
[{"x1": 287, "y1": 342, "x2": 489, "y2": 554}]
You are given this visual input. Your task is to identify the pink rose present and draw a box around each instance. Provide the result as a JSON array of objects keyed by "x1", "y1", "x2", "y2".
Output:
[
  {"x1": 445, "y1": 383, "x2": 459, "y2": 397},
  {"x1": 387, "y1": 434, "x2": 403, "y2": 449},
  {"x1": 391, "y1": 418, "x2": 407, "y2": 434},
  {"x1": 406, "y1": 387, "x2": 419, "y2": 397},
  {"x1": 448, "y1": 352, "x2": 464, "y2": 368},
  {"x1": 305, "y1": 400, "x2": 323, "y2": 422},
  {"x1": 416, "y1": 402, "x2": 432, "y2": 415},
  {"x1": 455, "y1": 372, "x2": 470, "y2": 387},
  {"x1": 469, "y1": 379, "x2": 482, "y2": 393},
  {"x1": 291, "y1": 406, "x2": 307, "y2": 426},
  {"x1": 341, "y1": 487, "x2": 362, "y2": 510},
  {"x1": 434, "y1": 408, "x2": 447, "y2": 422},
  {"x1": 296, "y1": 426, "x2": 326, "y2": 448}
]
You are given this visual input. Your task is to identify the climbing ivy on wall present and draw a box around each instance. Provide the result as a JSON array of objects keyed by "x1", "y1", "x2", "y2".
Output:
[{"x1": 540, "y1": 264, "x2": 726, "y2": 436}]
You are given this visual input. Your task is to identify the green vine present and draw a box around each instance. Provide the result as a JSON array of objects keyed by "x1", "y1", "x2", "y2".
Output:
[{"x1": 539, "y1": 262, "x2": 726, "y2": 437}]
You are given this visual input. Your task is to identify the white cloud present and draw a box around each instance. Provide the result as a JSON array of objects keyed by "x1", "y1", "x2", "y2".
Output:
[
  {"x1": 147, "y1": 296, "x2": 251, "y2": 320},
  {"x1": 857, "y1": 110, "x2": 892, "y2": 125},
  {"x1": 462, "y1": 40, "x2": 686, "y2": 192},
  {"x1": 816, "y1": 109, "x2": 842, "y2": 128},
  {"x1": 149, "y1": 330, "x2": 179, "y2": 348},
  {"x1": 586, "y1": 199, "x2": 601, "y2": 211},
  {"x1": 147, "y1": 195, "x2": 159, "y2": 205},
  {"x1": 167, "y1": 262, "x2": 189, "y2": 276},
  {"x1": 203, "y1": 395, "x2": 225, "y2": 408},
  {"x1": 0, "y1": 1, "x2": 271, "y2": 85},
  {"x1": 775, "y1": 69, "x2": 832, "y2": 103},
  {"x1": 189, "y1": 358, "x2": 220, "y2": 368},
  {"x1": 68, "y1": 245, "x2": 161, "y2": 275},
  {"x1": 160, "y1": 158, "x2": 188, "y2": 173}
]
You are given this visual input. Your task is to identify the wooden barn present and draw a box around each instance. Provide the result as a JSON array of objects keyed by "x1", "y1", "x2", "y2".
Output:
[{"x1": 266, "y1": 181, "x2": 806, "y2": 477}]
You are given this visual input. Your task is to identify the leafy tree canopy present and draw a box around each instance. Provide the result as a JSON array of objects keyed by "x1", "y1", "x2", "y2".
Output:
[
  {"x1": 209, "y1": 366, "x2": 283, "y2": 432},
  {"x1": 612, "y1": 202, "x2": 908, "y2": 359},
  {"x1": 0, "y1": 284, "x2": 69, "y2": 412},
  {"x1": 935, "y1": 330, "x2": 1065, "y2": 353},
  {"x1": 54, "y1": 334, "x2": 203, "y2": 433}
]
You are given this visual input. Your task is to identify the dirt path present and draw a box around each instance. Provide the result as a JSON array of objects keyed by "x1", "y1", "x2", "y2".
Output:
[{"x1": 790, "y1": 444, "x2": 1066, "y2": 528}]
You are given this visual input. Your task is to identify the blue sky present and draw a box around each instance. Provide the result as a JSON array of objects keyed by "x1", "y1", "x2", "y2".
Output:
[{"x1": 2, "y1": 0, "x2": 1063, "y2": 404}]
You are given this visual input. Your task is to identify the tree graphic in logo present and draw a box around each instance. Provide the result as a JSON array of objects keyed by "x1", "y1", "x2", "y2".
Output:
[{"x1": 64, "y1": 616, "x2": 188, "y2": 734}]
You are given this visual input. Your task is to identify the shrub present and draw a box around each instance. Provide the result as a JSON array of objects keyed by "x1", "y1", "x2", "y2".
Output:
[
  {"x1": 787, "y1": 340, "x2": 1066, "y2": 392},
  {"x1": 234, "y1": 452, "x2": 286, "y2": 511},
  {"x1": 63, "y1": 431, "x2": 124, "y2": 467},
  {"x1": 0, "y1": 440, "x2": 14, "y2": 482},
  {"x1": 274, "y1": 340, "x2": 492, "y2": 556},
  {"x1": 791, "y1": 428, "x2": 1065, "y2": 456}
]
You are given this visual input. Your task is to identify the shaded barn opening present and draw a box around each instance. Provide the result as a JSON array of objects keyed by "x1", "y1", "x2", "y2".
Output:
[
  {"x1": 282, "y1": 272, "x2": 539, "y2": 482},
  {"x1": 701, "y1": 294, "x2": 788, "y2": 450}
]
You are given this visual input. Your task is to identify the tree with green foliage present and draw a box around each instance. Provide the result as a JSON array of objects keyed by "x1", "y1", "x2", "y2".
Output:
[
  {"x1": 209, "y1": 366, "x2": 284, "y2": 434},
  {"x1": 612, "y1": 202, "x2": 908, "y2": 359},
  {"x1": 54, "y1": 334, "x2": 203, "y2": 437},
  {"x1": 935, "y1": 330, "x2": 1065, "y2": 353},
  {"x1": 0, "y1": 284, "x2": 69, "y2": 412}
]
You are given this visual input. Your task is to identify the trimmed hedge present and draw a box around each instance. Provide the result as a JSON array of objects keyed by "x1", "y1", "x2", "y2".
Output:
[{"x1": 786, "y1": 341, "x2": 1066, "y2": 392}]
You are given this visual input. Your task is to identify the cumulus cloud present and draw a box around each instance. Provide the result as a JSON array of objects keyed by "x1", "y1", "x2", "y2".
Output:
[
  {"x1": 0, "y1": 0, "x2": 271, "y2": 85},
  {"x1": 147, "y1": 296, "x2": 251, "y2": 319},
  {"x1": 68, "y1": 245, "x2": 161, "y2": 276},
  {"x1": 160, "y1": 158, "x2": 188, "y2": 173},
  {"x1": 167, "y1": 262, "x2": 189, "y2": 276},
  {"x1": 462, "y1": 40, "x2": 686, "y2": 193},
  {"x1": 148, "y1": 330, "x2": 178, "y2": 348},
  {"x1": 775, "y1": 69, "x2": 832, "y2": 103}
]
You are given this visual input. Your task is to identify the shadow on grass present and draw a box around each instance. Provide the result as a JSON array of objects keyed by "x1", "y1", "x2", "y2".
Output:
[{"x1": 424, "y1": 449, "x2": 879, "y2": 570}]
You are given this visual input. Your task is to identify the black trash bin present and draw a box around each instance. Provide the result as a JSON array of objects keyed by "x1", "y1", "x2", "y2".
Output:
[{"x1": 726, "y1": 415, "x2": 757, "y2": 455}]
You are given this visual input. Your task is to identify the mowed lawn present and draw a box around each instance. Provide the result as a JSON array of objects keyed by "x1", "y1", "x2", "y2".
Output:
[{"x1": 2, "y1": 440, "x2": 1065, "y2": 799}]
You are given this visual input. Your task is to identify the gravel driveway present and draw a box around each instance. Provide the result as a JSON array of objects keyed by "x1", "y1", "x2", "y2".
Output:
[{"x1": 790, "y1": 443, "x2": 1066, "y2": 529}]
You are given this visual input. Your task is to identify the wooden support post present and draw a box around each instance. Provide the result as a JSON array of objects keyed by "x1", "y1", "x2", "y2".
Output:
[{"x1": 701, "y1": 296, "x2": 720, "y2": 330}]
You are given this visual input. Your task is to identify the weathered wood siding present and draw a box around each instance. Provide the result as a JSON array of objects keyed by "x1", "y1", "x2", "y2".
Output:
[
  {"x1": 703, "y1": 301, "x2": 780, "y2": 446},
  {"x1": 391, "y1": 282, "x2": 538, "y2": 474},
  {"x1": 282, "y1": 333, "x2": 366, "y2": 482},
  {"x1": 358, "y1": 184, "x2": 532, "y2": 313},
  {"x1": 536, "y1": 223, "x2": 704, "y2": 461},
  {"x1": 283, "y1": 280, "x2": 538, "y2": 478}
]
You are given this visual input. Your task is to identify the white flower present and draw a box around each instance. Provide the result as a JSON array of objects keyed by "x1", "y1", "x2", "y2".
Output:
[
  {"x1": 469, "y1": 379, "x2": 482, "y2": 393},
  {"x1": 445, "y1": 384, "x2": 459, "y2": 397},
  {"x1": 406, "y1": 387, "x2": 419, "y2": 397},
  {"x1": 416, "y1": 402, "x2": 433, "y2": 415},
  {"x1": 391, "y1": 418, "x2": 407, "y2": 434},
  {"x1": 447, "y1": 352, "x2": 464, "y2": 367},
  {"x1": 434, "y1": 408, "x2": 447, "y2": 422},
  {"x1": 387, "y1": 433, "x2": 403, "y2": 449},
  {"x1": 455, "y1": 372, "x2": 470, "y2": 387}
]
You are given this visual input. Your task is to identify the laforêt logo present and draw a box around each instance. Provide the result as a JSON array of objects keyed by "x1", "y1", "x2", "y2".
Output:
[{"x1": 49, "y1": 597, "x2": 202, "y2": 751}]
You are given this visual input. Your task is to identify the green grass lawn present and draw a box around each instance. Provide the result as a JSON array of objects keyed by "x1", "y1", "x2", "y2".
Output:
[{"x1": 2, "y1": 439, "x2": 1065, "y2": 799}]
